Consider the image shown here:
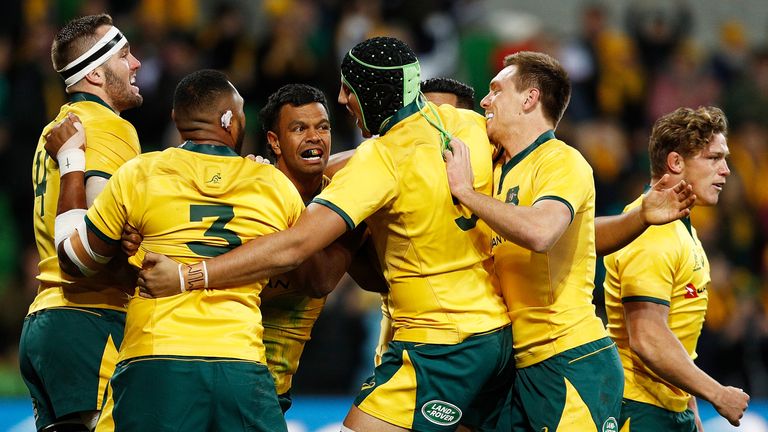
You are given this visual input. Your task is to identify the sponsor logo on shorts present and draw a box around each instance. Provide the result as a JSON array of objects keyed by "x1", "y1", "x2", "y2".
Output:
[
  {"x1": 421, "y1": 400, "x2": 462, "y2": 426},
  {"x1": 602, "y1": 417, "x2": 618, "y2": 432}
]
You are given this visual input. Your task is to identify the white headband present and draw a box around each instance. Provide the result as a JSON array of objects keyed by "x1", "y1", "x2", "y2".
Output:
[{"x1": 57, "y1": 26, "x2": 128, "y2": 88}]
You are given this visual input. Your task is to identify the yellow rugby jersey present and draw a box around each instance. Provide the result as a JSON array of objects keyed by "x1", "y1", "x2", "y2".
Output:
[
  {"x1": 30, "y1": 93, "x2": 140, "y2": 314},
  {"x1": 85, "y1": 142, "x2": 304, "y2": 363},
  {"x1": 261, "y1": 175, "x2": 330, "y2": 394},
  {"x1": 492, "y1": 131, "x2": 607, "y2": 368},
  {"x1": 604, "y1": 195, "x2": 710, "y2": 412},
  {"x1": 313, "y1": 100, "x2": 510, "y2": 345}
]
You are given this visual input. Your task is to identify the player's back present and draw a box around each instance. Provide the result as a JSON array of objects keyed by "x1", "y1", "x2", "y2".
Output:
[
  {"x1": 31, "y1": 96, "x2": 140, "y2": 314},
  {"x1": 316, "y1": 102, "x2": 509, "y2": 345},
  {"x1": 86, "y1": 142, "x2": 305, "y2": 362}
]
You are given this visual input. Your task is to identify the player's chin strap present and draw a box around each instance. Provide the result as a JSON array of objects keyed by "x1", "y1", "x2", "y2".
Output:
[{"x1": 414, "y1": 92, "x2": 453, "y2": 156}]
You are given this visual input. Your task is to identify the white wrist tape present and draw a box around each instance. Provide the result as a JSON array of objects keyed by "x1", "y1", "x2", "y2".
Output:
[
  {"x1": 58, "y1": 148, "x2": 86, "y2": 176},
  {"x1": 54, "y1": 208, "x2": 86, "y2": 249},
  {"x1": 178, "y1": 264, "x2": 186, "y2": 293}
]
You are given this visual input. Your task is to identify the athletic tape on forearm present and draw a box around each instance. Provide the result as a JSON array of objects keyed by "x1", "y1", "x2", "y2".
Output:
[
  {"x1": 181, "y1": 262, "x2": 208, "y2": 291},
  {"x1": 62, "y1": 235, "x2": 98, "y2": 277},
  {"x1": 76, "y1": 219, "x2": 110, "y2": 265},
  {"x1": 54, "y1": 208, "x2": 87, "y2": 249},
  {"x1": 58, "y1": 149, "x2": 86, "y2": 176}
]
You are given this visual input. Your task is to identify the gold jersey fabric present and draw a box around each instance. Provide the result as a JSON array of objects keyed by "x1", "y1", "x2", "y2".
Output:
[
  {"x1": 30, "y1": 93, "x2": 140, "y2": 314},
  {"x1": 604, "y1": 195, "x2": 710, "y2": 412},
  {"x1": 491, "y1": 131, "x2": 607, "y2": 368},
  {"x1": 313, "y1": 100, "x2": 510, "y2": 345},
  {"x1": 85, "y1": 142, "x2": 304, "y2": 363},
  {"x1": 261, "y1": 175, "x2": 330, "y2": 395}
]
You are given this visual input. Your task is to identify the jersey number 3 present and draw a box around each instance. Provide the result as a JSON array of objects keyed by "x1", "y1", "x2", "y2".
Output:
[{"x1": 186, "y1": 204, "x2": 242, "y2": 257}]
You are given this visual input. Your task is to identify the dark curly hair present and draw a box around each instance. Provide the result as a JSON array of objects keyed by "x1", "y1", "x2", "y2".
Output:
[{"x1": 341, "y1": 37, "x2": 420, "y2": 135}]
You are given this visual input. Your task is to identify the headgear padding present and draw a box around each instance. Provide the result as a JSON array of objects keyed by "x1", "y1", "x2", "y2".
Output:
[{"x1": 341, "y1": 37, "x2": 420, "y2": 135}]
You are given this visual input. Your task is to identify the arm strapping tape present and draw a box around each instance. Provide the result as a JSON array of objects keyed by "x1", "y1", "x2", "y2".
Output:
[{"x1": 54, "y1": 209, "x2": 86, "y2": 249}]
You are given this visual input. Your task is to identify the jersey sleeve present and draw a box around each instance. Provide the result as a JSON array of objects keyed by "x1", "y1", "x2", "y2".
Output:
[
  {"x1": 84, "y1": 123, "x2": 140, "y2": 180},
  {"x1": 613, "y1": 226, "x2": 678, "y2": 305},
  {"x1": 532, "y1": 144, "x2": 594, "y2": 222},
  {"x1": 84, "y1": 158, "x2": 137, "y2": 245},
  {"x1": 311, "y1": 140, "x2": 397, "y2": 229}
]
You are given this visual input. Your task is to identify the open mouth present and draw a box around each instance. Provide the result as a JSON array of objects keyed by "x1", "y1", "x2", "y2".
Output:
[
  {"x1": 485, "y1": 112, "x2": 494, "y2": 121},
  {"x1": 713, "y1": 183, "x2": 724, "y2": 191},
  {"x1": 301, "y1": 148, "x2": 324, "y2": 161}
]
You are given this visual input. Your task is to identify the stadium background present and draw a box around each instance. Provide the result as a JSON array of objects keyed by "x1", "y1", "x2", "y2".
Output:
[{"x1": 0, "y1": 0, "x2": 767, "y2": 430}]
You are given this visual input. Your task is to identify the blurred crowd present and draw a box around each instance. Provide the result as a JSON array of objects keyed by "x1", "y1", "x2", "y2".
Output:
[{"x1": 0, "y1": 0, "x2": 766, "y2": 398}]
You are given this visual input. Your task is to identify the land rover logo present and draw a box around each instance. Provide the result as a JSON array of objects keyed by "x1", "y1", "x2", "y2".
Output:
[
  {"x1": 602, "y1": 417, "x2": 618, "y2": 432},
  {"x1": 421, "y1": 400, "x2": 462, "y2": 426}
]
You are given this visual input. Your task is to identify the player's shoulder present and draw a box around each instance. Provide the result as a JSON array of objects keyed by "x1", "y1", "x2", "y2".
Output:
[{"x1": 536, "y1": 138, "x2": 591, "y2": 169}]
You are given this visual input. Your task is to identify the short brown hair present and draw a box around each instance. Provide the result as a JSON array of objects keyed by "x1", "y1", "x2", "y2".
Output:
[
  {"x1": 503, "y1": 51, "x2": 571, "y2": 127},
  {"x1": 649, "y1": 106, "x2": 728, "y2": 178},
  {"x1": 51, "y1": 14, "x2": 113, "y2": 72}
]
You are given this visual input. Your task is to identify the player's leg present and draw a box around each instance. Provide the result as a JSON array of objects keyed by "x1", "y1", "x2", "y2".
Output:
[{"x1": 19, "y1": 308, "x2": 124, "y2": 432}]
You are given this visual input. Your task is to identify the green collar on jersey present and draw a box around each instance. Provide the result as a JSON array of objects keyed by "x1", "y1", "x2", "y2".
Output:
[
  {"x1": 378, "y1": 97, "x2": 422, "y2": 136},
  {"x1": 68, "y1": 92, "x2": 114, "y2": 112},
  {"x1": 496, "y1": 129, "x2": 556, "y2": 194},
  {"x1": 179, "y1": 141, "x2": 239, "y2": 157}
]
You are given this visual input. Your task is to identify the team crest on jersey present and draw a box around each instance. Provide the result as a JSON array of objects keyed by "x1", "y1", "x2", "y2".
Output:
[
  {"x1": 602, "y1": 417, "x2": 618, "y2": 432},
  {"x1": 421, "y1": 400, "x2": 462, "y2": 426},
  {"x1": 684, "y1": 283, "x2": 698, "y2": 298},
  {"x1": 205, "y1": 167, "x2": 222, "y2": 186},
  {"x1": 505, "y1": 186, "x2": 520, "y2": 205}
]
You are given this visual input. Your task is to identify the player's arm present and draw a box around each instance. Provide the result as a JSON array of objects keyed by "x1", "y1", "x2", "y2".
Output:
[
  {"x1": 139, "y1": 202, "x2": 349, "y2": 297},
  {"x1": 444, "y1": 137, "x2": 569, "y2": 253},
  {"x1": 595, "y1": 174, "x2": 694, "y2": 255},
  {"x1": 325, "y1": 149, "x2": 355, "y2": 178},
  {"x1": 45, "y1": 113, "x2": 88, "y2": 252},
  {"x1": 624, "y1": 301, "x2": 749, "y2": 426},
  {"x1": 45, "y1": 115, "x2": 132, "y2": 282},
  {"x1": 345, "y1": 234, "x2": 388, "y2": 293}
]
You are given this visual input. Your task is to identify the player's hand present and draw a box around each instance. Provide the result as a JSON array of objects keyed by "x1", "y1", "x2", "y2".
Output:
[
  {"x1": 246, "y1": 154, "x2": 271, "y2": 164},
  {"x1": 137, "y1": 252, "x2": 181, "y2": 298},
  {"x1": 443, "y1": 137, "x2": 474, "y2": 201},
  {"x1": 44, "y1": 112, "x2": 85, "y2": 159},
  {"x1": 640, "y1": 174, "x2": 695, "y2": 226},
  {"x1": 712, "y1": 386, "x2": 749, "y2": 426},
  {"x1": 121, "y1": 224, "x2": 142, "y2": 257}
]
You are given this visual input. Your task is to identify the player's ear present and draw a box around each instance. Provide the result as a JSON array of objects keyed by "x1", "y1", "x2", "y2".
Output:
[
  {"x1": 266, "y1": 131, "x2": 281, "y2": 157},
  {"x1": 666, "y1": 151, "x2": 684, "y2": 175},
  {"x1": 83, "y1": 66, "x2": 105, "y2": 86}
]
